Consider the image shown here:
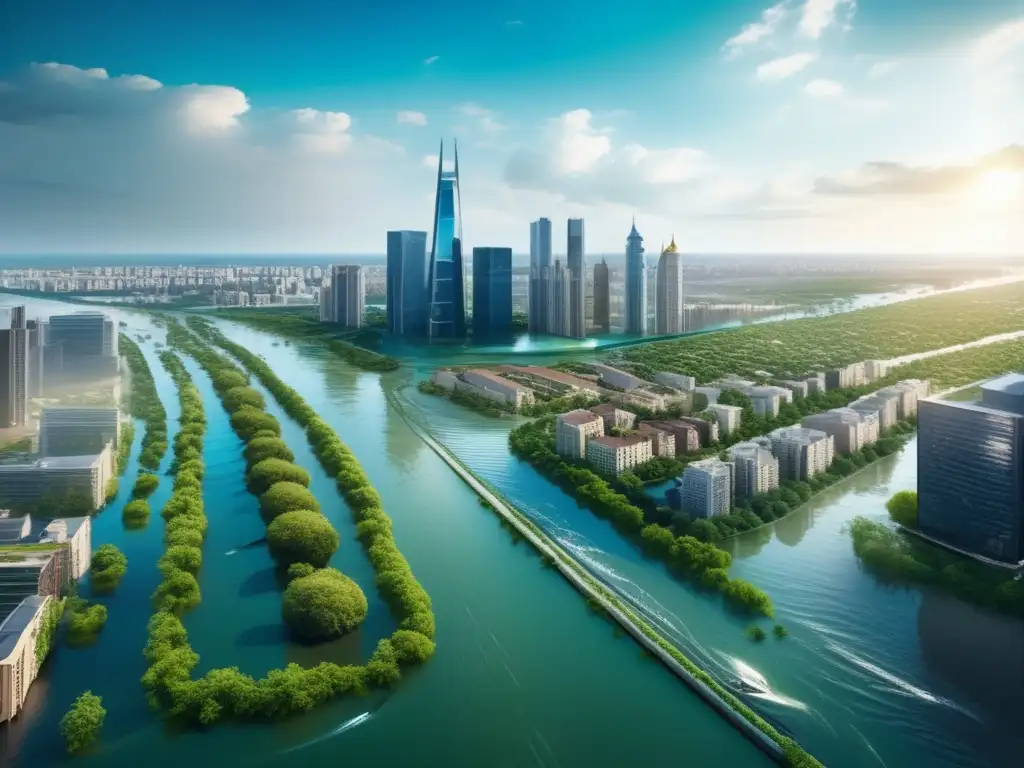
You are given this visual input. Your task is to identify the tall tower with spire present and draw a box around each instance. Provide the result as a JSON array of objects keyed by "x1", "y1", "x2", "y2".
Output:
[
  {"x1": 624, "y1": 218, "x2": 646, "y2": 335},
  {"x1": 655, "y1": 235, "x2": 683, "y2": 334},
  {"x1": 426, "y1": 139, "x2": 466, "y2": 341}
]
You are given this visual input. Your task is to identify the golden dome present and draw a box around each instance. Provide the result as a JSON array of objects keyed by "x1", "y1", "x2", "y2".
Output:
[{"x1": 662, "y1": 235, "x2": 679, "y2": 255}]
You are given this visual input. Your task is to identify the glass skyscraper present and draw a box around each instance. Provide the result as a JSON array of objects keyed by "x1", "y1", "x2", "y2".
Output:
[
  {"x1": 528, "y1": 218, "x2": 552, "y2": 334},
  {"x1": 655, "y1": 237, "x2": 684, "y2": 334},
  {"x1": 471, "y1": 247, "x2": 513, "y2": 337},
  {"x1": 386, "y1": 230, "x2": 429, "y2": 337},
  {"x1": 426, "y1": 140, "x2": 466, "y2": 341},
  {"x1": 624, "y1": 219, "x2": 646, "y2": 335},
  {"x1": 566, "y1": 218, "x2": 586, "y2": 339}
]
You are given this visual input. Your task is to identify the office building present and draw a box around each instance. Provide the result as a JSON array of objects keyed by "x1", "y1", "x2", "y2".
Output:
[
  {"x1": 635, "y1": 423, "x2": 675, "y2": 457},
  {"x1": 26, "y1": 320, "x2": 44, "y2": 398},
  {"x1": 45, "y1": 312, "x2": 118, "y2": 379},
  {"x1": 641, "y1": 420, "x2": 701, "y2": 454},
  {"x1": 728, "y1": 442, "x2": 779, "y2": 499},
  {"x1": 386, "y1": 230, "x2": 429, "y2": 337},
  {"x1": 39, "y1": 407, "x2": 119, "y2": 457},
  {"x1": 917, "y1": 374, "x2": 1024, "y2": 564},
  {"x1": 802, "y1": 408, "x2": 878, "y2": 454},
  {"x1": 654, "y1": 372, "x2": 695, "y2": 392},
  {"x1": 593, "y1": 259, "x2": 610, "y2": 332},
  {"x1": 472, "y1": 247, "x2": 513, "y2": 337},
  {"x1": 322, "y1": 265, "x2": 365, "y2": 328},
  {"x1": 708, "y1": 404, "x2": 743, "y2": 436},
  {"x1": 0, "y1": 595, "x2": 55, "y2": 723},
  {"x1": 655, "y1": 237, "x2": 683, "y2": 334},
  {"x1": 0, "y1": 307, "x2": 28, "y2": 428},
  {"x1": 546, "y1": 261, "x2": 572, "y2": 337},
  {"x1": 588, "y1": 404, "x2": 636, "y2": 432},
  {"x1": 586, "y1": 434, "x2": 653, "y2": 476},
  {"x1": 318, "y1": 279, "x2": 334, "y2": 322},
  {"x1": 677, "y1": 459, "x2": 734, "y2": 518},
  {"x1": 0, "y1": 446, "x2": 113, "y2": 511},
  {"x1": 555, "y1": 410, "x2": 605, "y2": 460},
  {"x1": 529, "y1": 218, "x2": 553, "y2": 334},
  {"x1": 426, "y1": 140, "x2": 467, "y2": 341},
  {"x1": 624, "y1": 219, "x2": 646, "y2": 335},
  {"x1": 769, "y1": 426, "x2": 834, "y2": 481},
  {"x1": 566, "y1": 218, "x2": 586, "y2": 339}
]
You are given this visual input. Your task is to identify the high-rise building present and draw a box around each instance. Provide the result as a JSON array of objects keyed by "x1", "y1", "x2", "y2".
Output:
[
  {"x1": 26, "y1": 320, "x2": 44, "y2": 398},
  {"x1": 678, "y1": 458, "x2": 734, "y2": 518},
  {"x1": 655, "y1": 237, "x2": 684, "y2": 334},
  {"x1": 566, "y1": 218, "x2": 586, "y2": 339},
  {"x1": 386, "y1": 230, "x2": 429, "y2": 337},
  {"x1": 918, "y1": 374, "x2": 1024, "y2": 564},
  {"x1": 326, "y1": 265, "x2": 365, "y2": 328},
  {"x1": 548, "y1": 261, "x2": 572, "y2": 337},
  {"x1": 471, "y1": 247, "x2": 513, "y2": 337},
  {"x1": 45, "y1": 313, "x2": 118, "y2": 379},
  {"x1": 0, "y1": 307, "x2": 29, "y2": 428},
  {"x1": 529, "y1": 218, "x2": 552, "y2": 334},
  {"x1": 593, "y1": 259, "x2": 610, "y2": 332},
  {"x1": 624, "y1": 219, "x2": 646, "y2": 335},
  {"x1": 769, "y1": 426, "x2": 835, "y2": 481},
  {"x1": 728, "y1": 442, "x2": 779, "y2": 499},
  {"x1": 426, "y1": 140, "x2": 466, "y2": 341}
]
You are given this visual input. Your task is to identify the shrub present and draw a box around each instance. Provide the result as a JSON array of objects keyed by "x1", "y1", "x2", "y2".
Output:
[
  {"x1": 66, "y1": 600, "x2": 108, "y2": 646},
  {"x1": 746, "y1": 626, "x2": 767, "y2": 642},
  {"x1": 159, "y1": 545, "x2": 203, "y2": 575},
  {"x1": 390, "y1": 629, "x2": 436, "y2": 665},
  {"x1": 230, "y1": 407, "x2": 280, "y2": 441},
  {"x1": 244, "y1": 436, "x2": 295, "y2": 467},
  {"x1": 223, "y1": 386, "x2": 266, "y2": 412},
  {"x1": 165, "y1": 527, "x2": 204, "y2": 548},
  {"x1": 152, "y1": 568, "x2": 201, "y2": 613},
  {"x1": 281, "y1": 568, "x2": 368, "y2": 642},
  {"x1": 60, "y1": 691, "x2": 106, "y2": 754},
  {"x1": 251, "y1": 429, "x2": 280, "y2": 440},
  {"x1": 886, "y1": 490, "x2": 918, "y2": 528},
  {"x1": 91, "y1": 544, "x2": 127, "y2": 593},
  {"x1": 723, "y1": 580, "x2": 773, "y2": 617},
  {"x1": 122, "y1": 499, "x2": 151, "y2": 528},
  {"x1": 266, "y1": 510, "x2": 339, "y2": 568},
  {"x1": 132, "y1": 473, "x2": 160, "y2": 498},
  {"x1": 212, "y1": 369, "x2": 249, "y2": 392},
  {"x1": 260, "y1": 481, "x2": 320, "y2": 523},
  {"x1": 247, "y1": 458, "x2": 311, "y2": 496},
  {"x1": 286, "y1": 562, "x2": 315, "y2": 581}
]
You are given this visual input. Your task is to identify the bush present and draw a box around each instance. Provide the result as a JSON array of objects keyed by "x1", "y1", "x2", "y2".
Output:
[
  {"x1": 122, "y1": 499, "x2": 151, "y2": 528},
  {"x1": 230, "y1": 407, "x2": 280, "y2": 441},
  {"x1": 266, "y1": 510, "x2": 339, "y2": 568},
  {"x1": 244, "y1": 436, "x2": 295, "y2": 467},
  {"x1": 152, "y1": 568, "x2": 202, "y2": 614},
  {"x1": 281, "y1": 568, "x2": 368, "y2": 642},
  {"x1": 91, "y1": 544, "x2": 127, "y2": 593},
  {"x1": 260, "y1": 481, "x2": 320, "y2": 523},
  {"x1": 60, "y1": 691, "x2": 106, "y2": 754},
  {"x1": 286, "y1": 562, "x2": 315, "y2": 581},
  {"x1": 212, "y1": 369, "x2": 249, "y2": 392},
  {"x1": 132, "y1": 473, "x2": 160, "y2": 498},
  {"x1": 723, "y1": 580, "x2": 773, "y2": 617},
  {"x1": 246, "y1": 458, "x2": 310, "y2": 496},
  {"x1": 886, "y1": 490, "x2": 918, "y2": 528},
  {"x1": 66, "y1": 599, "x2": 108, "y2": 646},
  {"x1": 159, "y1": 545, "x2": 203, "y2": 575},
  {"x1": 223, "y1": 386, "x2": 266, "y2": 412},
  {"x1": 390, "y1": 629, "x2": 436, "y2": 665}
]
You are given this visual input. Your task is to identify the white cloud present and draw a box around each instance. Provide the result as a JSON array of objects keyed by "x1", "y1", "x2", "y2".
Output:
[
  {"x1": 970, "y1": 17, "x2": 1024, "y2": 68},
  {"x1": 424, "y1": 55, "x2": 440, "y2": 65},
  {"x1": 458, "y1": 102, "x2": 504, "y2": 132},
  {"x1": 288, "y1": 108, "x2": 353, "y2": 154},
  {"x1": 756, "y1": 53, "x2": 817, "y2": 81},
  {"x1": 868, "y1": 59, "x2": 900, "y2": 78},
  {"x1": 723, "y1": 2, "x2": 790, "y2": 56},
  {"x1": 551, "y1": 109, "x2": 612, "y2": 174},
  {"x1": 422, "y1": 153, "x2": 439, "y2": 168},
  {"x1": 803, "y1": 78, "x2": 844, "y2": 97},
  {"x1": 799, "y1": 0, "x2": 857, "y2": 40},
  {"x1": 396, "y1": 110, "x2": 427, "y2": 126}
]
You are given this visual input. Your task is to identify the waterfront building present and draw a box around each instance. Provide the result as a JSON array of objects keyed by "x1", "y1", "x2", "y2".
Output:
[
  {"x1": 624, "y1": 219, "x2": 646, "y2": 335},
  {"x1": 318, "y1": 279, "x2": 334, "y2": 321},
  {"x1": 426, "y1": 141, "x2": 467, "y2": 341},
  {"x1": 635, "y1": 423, "x2": 675, "y2": 457},
  {"x1": 877, "y1": 379, "x2": 930, "y2": 419},
  {"x1": 802, "y1": 407, "x2": 878, "y2": 454},
  {"x1": 0, "y1": 595, "x2": 55, "y2": 723},
  {"x1": 0, "y1": 515, "x2": 91, "y2": 617},
  {"x1": 496, "y1": 365, "x2": 601, "y2": 396},
  {"x1": 471, "y1": 247, "x2": 513, "y2": 337},
  {"x1": 528, "y1": 218, "x2": 553, "y2": 334},
  {"x1": 566, "y1": 218, "x2": 586, "y2": 339},
  {"x1": 0, "y1": 446, "x2": 113, "y2": 510},
  {"x1": 591, "y1": 363, "x2": 647, "y2": 391},
  {"x1": 586, "y1": 434, "x2": 653, "y2": 476},
  {"x1": 386, "y1": 230, "x2": 429, "y2": 337},
  {"x1": 728, "y1": 442, "x2": 779, "y2": 499},
  {"x1": 593, "y1": 259, "x2": 611, "y2": 332},
  {"x1": 769, "y1": 426, "x2": 834, "y2": 481},
  {"x1": 0, "y1": 307, "x2": 28, "y2": 428},
  {"x1": 675, "y1": 415, "x2": 719, "y2": 445},
  {"x1": 456, "y1": 369, "x2": 534, "y2": 408},
  {"x1": 707, "y1": 404, "x2": 743, "y2": 437},
  {"x1": 917, "y1": 374, "x2": 1024, "y2": 565},
  {"x1": 849, "y1": 393, "x2": 900, "y2": 430},
  {"x1": 654, "y1": 372, "x2": 695, "y2": 391},
  {"x1": 641, "y1": 419, "x2": 700, "y2": 454},
  {"x1": 45, "y1": 312, "x2": 118, "y2": 379},
  {"x1": 655, "y1": 237, "x2": 683, "y2": 334},
  {"x1": 588, "y1": 403, "x2": 636, "y2": 432},
  {"x1": 39, "y1": 407, "x2": 119, "y2": 457},
  {"x1": 323, "y1": 265, "x2": 365, "y2": 328},
  {"x1": 555, "y1": 410, "x2": 604, "y2": 460},
  {"x1": 804, "y1": 373, "x2": 826, "y2": 395},
  {"x1": 547, "y1": 261, "x2": 572, "y2": 337},
  {"x1": 677, "y1": 459, "x2": 733, "y2": 518}
]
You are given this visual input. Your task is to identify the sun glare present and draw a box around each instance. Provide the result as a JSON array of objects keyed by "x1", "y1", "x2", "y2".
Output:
[{"x1": 971, "y1": 169, "x2": 1023, "y2": 205}]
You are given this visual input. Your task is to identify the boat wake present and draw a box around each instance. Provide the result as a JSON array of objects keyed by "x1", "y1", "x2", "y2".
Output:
[
  {"x1": 225, "y1": 536, "x2": 267, "y2": 556},
  {"x1": 277, "y1": 711, "x2": 373, "y2": 756}
]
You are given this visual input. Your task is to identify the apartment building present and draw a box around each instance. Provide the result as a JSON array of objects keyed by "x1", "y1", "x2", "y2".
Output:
[
  {"x1": 653, "y1": 372, "x2": 696, "y2": 391},
  {"x1": 864, "y1": 360, "x2": 888, "y2": 381},
  {"x1": 675, "y1": 416, "x2": 719, "y2": 445},
  {"x1": 769, "y1": 426, "x2": 835, "y2": 481},
  {"x1": 728, "y1": 441, "x2": 780, "y2": 499},
  {"x1": 459, "y1": 370, "x2": 536, "y2": 408},
  {"x1": 849, "y1": 392, "x2": 900, "y2": 430},
  {"x1": 802, "y1": 407, "x2": 879, "y2": 454},
  {"x1": 555, "y1": 410, "x2": 605, "y2": 460},
  {"x1": 641, "y1": 420, "x2": 701, "y2": 454},
  {"x1": 39, "y1": 407, "x2": 119, "y2": 458},
  {"x1": 707, "y1": 404, "x2": 743, "y2": 436},
  {"x1": 804, "y1": 373, "x2": 826, "y2": 395},
  {"x1": 586, "y1": 434, "x2": 653, "y2": 476},
  {"x1": 0, "y1": 595, "x2": 55, "y2": 723},
  {"x1": 677, "y1": 459, "x2": 734, "y2": 518},
  {"x1": 588, "y1": 404, "x2": 636, "y2": 431},
  {"x1": 745, "y1": 388, "x2": 781, "y2": 418},
  {"x1": 776, "y1": 380, "x2": 809, "y2": 399},
  {"x1": 634, "y1": 423, "x2": 675, "y2": 457},
  {"x1": 877, "y1": 379, "x2": 930, "y2": 420}
]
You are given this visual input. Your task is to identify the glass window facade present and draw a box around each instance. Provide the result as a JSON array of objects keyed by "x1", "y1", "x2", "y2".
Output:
[
  {"x1": 427, "y1": 144, "x2": 466, "y2": 341},
  {"x1": 471, "y1": 247, "x2": 513, "y2": 337},
  {"x1": 386, "y1": 230, "x2": 428, "y2": 337}
]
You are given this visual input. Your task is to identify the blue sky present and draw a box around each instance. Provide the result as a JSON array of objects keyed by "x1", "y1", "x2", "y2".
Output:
[{"x1": 0, "y1": 0, "x2": 1022, "y2": 254}]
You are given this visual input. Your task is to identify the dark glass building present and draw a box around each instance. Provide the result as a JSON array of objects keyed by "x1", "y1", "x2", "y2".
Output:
[
  {"x1": 593, "y1": 259, "x2": 610, "y2": 333},
  {"x1": 471, "y1": 247, "x2": 513, "y2": 337},
  {"x1": 426, "y1": 140, "x2": 466, "y2": 341},
  {"x1": 566, "y1": 218, "x2": 586, "y2": 339},
  {"x1": 386, "y1": 230, "x2": 429, "y2": 337},
  {"x1": 917, "y1": 373, "x2": 1024, "y2": 564}
]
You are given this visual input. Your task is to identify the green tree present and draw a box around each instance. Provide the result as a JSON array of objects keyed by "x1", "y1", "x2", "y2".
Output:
[
  {"x1": 260, "y1": 481, "x2": 320, "y2": 523},
  {"x1": 223, "y1": 386, "x2": 266, "y2": 412},
  {"x1": 281, "y1": 568, "x2": 368, "y2": 642},
  {"x1": 229, "y1": 407, "x2": 281, "y2": 441},
  {"x1": 122, "y1": 499, "x2": 151, "y2": 528},
  {"x1": 60, "y1": 691, "x2": 106, "y2": 754},
  {"x1": 91, "y1": 544, "x2": 127, "y2": 593},
  {"x1": 246, "y1": 458, "x2": 310, "y2": 495},
  {"x1": 886, "y1": 490, "x2": 918, "y2": 528},
  {"x1": 266, "y1": 510, "x2": 339, "y2": 568},
  {"x1": 132, "y1": 473, "x2": 160, "y2": 498},
  {"x1": 244, "y1": 436, "x2": 295, "y2": 467}
]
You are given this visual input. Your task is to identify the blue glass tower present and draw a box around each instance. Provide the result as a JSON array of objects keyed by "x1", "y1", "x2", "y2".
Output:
[
  {"x1": 427, "y1": 140, "x2": 467, "y2": 341},
  {"x1": 472, "y1": 247, "x2": 513, "y2": 337},
  {"x1": 386, "y1": 230, "x2": 429, "y2": 337}
]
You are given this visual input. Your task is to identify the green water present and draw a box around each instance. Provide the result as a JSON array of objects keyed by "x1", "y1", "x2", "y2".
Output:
[{"x1": 2, "y1": 308, "x2": 771, "y2": 767}]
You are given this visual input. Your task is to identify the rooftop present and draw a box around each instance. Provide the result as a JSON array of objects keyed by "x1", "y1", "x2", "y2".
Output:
[
  {"x1": 0, "y1": 453, "x2": 102, "y2": 471},
  {"x1": 0, "y1": 595, "x2": 48, "y2": 661},
  {"x1": 464, "y1": 369, "x2": 530, "y2": 391},
  {"x1": 498, "y1": 365, "x2": 600, "y2": 391},
  {"x1": 589, "y1": 403, "x2": 626, "y2": 416},
  {"x1": 589, "y1": 434, "x2": 651, "y2": 449},
  {"x1": 771, "y1": 425, "x2": 830, "y2": 443},
  {"x1": 981, "y1": 373, "x2": 1024, "y2": 397},
  {"x1": 558, "y1": 409, "x2": 602, "y2": 426}
]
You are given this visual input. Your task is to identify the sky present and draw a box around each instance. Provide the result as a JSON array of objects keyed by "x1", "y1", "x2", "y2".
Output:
[{"x1": 0, "y1": 0, "x2": 1022, "y2": 256}]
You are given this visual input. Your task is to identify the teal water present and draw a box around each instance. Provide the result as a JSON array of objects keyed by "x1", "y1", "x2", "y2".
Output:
[{"x1": 1, "y1": 306, "x2": 772, "y2": 767}]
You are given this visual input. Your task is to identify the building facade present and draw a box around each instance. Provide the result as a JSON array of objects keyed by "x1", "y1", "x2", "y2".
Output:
[
  {"x1": 624, "y1": 220, "x2": 646, "y2": 335},
  {"x1": 802, "y1": 408, "x2": 877, "y2": 454},
  {"x1": 555, "y1": 410, "x2": 605, "y2": 460},
  {"x1": 566, "y1": 218, "x2": 586, "y2": 339},
  {"x1": 39, "y1": 407, "x2": 119, "y2": 457},
  {"x1": 326, "y1": 265, "x2": 365, "y2": 328},
  {"x1": 593, "y1": 259, "x2": 610, "y2": 333},
  {"x1": 528, "y1": 218, "x2": 553, "y2": 334},
  {"x1": 586, "y1": 434, "x2": 653, "y2": 476},
  {"x1": 635, "y1": 423, "x2": 675, "y2": 457},
  {"x1": 471, "y1": 247, "x2": 513, "y2": 337},
  {"x1": 386, "y1": 230, "x2": 429, "y2": 337},
  {"x1": 591, "y1": 363, "x2": 646, "y2": 391},
  {"x1": 654, "y1": 372, "x2": 695, "y2": 391},
  {"x1": 655, "y1": 237, "x2": 683, "y2": 334},
  {"x1": 728, "y1": 441, "x2": 779, "y2": 499},
  {"x1": 0, "y1": 446, "x2": 113, "y2": 511},
  {"x1": 0, "y1": 595, "x2": 54, "y2": 723},
  {"x1": 426, "y1": 141, "x2": 467, "y2": 341},
  {"x1": 0, "y1": 307, "x2": 28, "y2": 428},
  {"x1": 642, "y1": 420, "x2": 701, "y2": 454},
  {"x1": 588, "y1": 404, "x2": 636, "y2": 432},
  {"x1": 708, "y1": 404, "x2": 743, "y2": 436},
  {"x1": 769, "y1": 426, "x2": 835, "y2": 481},
  {"x1": 678, "y1": 459, "x2": 734, "y2": 518}
]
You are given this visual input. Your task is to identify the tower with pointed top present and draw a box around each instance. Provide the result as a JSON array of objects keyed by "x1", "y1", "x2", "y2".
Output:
[
  {"x1": 426, "y1": 139, "x2": 467, "y2": 341},
  {"x1": 655, "y1": 235, "x2": 684, "y2": 335},
  {"x1": 624, "y1": 218, "x2": 646, "y2": 335}
]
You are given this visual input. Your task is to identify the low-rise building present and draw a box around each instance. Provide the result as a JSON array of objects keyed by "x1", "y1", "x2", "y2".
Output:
[
  {"x1": 634, "y1": 423, "x2": 675, "y2": 457},
  {"x1": 496, "y1": 365, "x2": 601, "y2": 396},
  {"x1": 588, "y1": 403, "x2": 636, "y2": 431},
  {"x1": 675, "y1": 416, "x2": 719, "y2": 445},
  {"x1": 864, "y1": 360, "x2": 888, "y2": 381},
  {"x1": 611, "y1": 388, "x2": 691, "y2": 412},
  {"x1": 653, "y1": 372, "x2": 696, "y2": 391},
  {"x1": 591, "y1": 363, "x2": 648, "y2": 391},
  {"x1": 728, "y1": 442, "x2": 779, "y2": 499},
  {"x1": 641, "y1": 419, "x2": 701, "y2": 454},
  {"x1": 39, "y1": 406, "x2": 120, "y2": 458},
  {"x1": 769, "y1": 426, "x2": 835, "y2": 481},
  {"x1": 707, "y1": 403, "x2": 743, "y2": 436},
  {"x1": 0, "y1": 595, "x2": 55, "y2": 723},
  {"x1": 460, "y1": 369, "x2": 536, "y2": 408},
  {"x1": 776, "y1": 380, "x2": 809, "y2": 399},
  {"x1": 804, "y1": 373, "x2": 826, "y2": 395},
  {"x1": 586, "y1": 434, "x2": 653, "y2": 476},
  {"x1": 0, "y1": 447, "x2": 113, "y2": 511},
  {"x1": 0, "y1": 515, "x2": 92, "y2": 617},
  {"x1": 555, "y1": 410, "x2": 605, "y2": 460},
  {"x1": 677, "y1": 459, "x2": 734, "y2": 518}
]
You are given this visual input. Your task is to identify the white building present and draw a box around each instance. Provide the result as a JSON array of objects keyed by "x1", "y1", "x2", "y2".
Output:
[
  {"x1": 769, "y1": 426, "x2": 835, "y2": 481},
  {"x1": 876, "y1": 379, "x2": 930, "y2": 419},
  {"x1": 655, "y1": 238, "x2": 684, "y2": 334},
  {"x1": 588, "y1": 404, "x2": 636, "y2": 431},
  {"x1": 460, "y1": 370, "x2": 536, "y2": 408},
  {"x1": 802, "y1": 407, "x2": 878, "y2": 454},
  {"x1": 804, "y1": 373, "x2": 826, "y2": 394},
  {"x1": 864, "y1": 360, "x2": 888, "y2": 381},
  {"x1": 586, "y1": 434, "x2": 653, "y2": 476},
  {"x1": 679, "y1": 459, "x2": 734, "y2": 518},
  {"x1": 728, "y1": 442, "x2": 779, "y2": 499},
  {"x1": 745, "y1": 388, "x2": 781, "y2": 418},
  {"x1": 776, "y1": 380, "x2": 809, "y2": 399},
  {"x1": 707, "y1": 404, "x2": 743, "y2": 437},
  {"x1": 654, "y1": 371, "x2": 695, "y2": 391},
  {"x1": 591, "y1": 363, "x2": 648, "y2": 391},
  {"x1": 849, "y1": 392, "x2": 900, "y2": 430},
  {"x1": 555, "y1": 410, "x2": 605, "y2": 460}
]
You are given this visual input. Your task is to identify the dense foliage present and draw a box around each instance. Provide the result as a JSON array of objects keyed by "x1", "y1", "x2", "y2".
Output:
[
  {"x1": 66, "y1": 597, "x2": 108, "y2": 646},
  {"x1": 115, "y1": 421, "x2": 135, "y2": 475},
  {"x1": 122, "y1": 499, "x2": 151, "y2": 529},
  {"x1": 120, "y1": 335, "x2": 168, "y2": 471},
  {"x1": 247, "y1": 457, "x2": 311, "y2": 496},
  {"x1": 60, "y1": 691, "x2": 106, "y2": 755},
  {"x1": 133, "y1": 473, "x2": 160, "y2": 498},
  {"x1": 267, "y1": 510, "x2": 340, "y2": 568},
  {"x1": 90, "y1": 544, "x2": 127, "y2": 593},
  {"x1": 850, "y1": 517, "x2": 1024, "y2": 618},
  {"x1": 260, "y1": 481, "x2": 321, "y2": 523},
  {"x1": 282, "y1": 568, "x2": 368, "y2": 642},
  {"x1": 886, "y1": 490, "x2": 918, "y2": 528},
  {"x1": 615, "y1": 281, "x2": 1024, "y2": 381},
  {"x1": 244, "y1": 436, "x2": 295, "y2": 466},
  {"x1": 34, "y1": 597, "x2": 64, "y2": 671}
]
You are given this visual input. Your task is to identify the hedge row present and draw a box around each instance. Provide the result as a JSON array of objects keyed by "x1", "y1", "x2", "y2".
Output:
[{"x1": 119, "y1": 335, "x2": 168, "y2": 471}]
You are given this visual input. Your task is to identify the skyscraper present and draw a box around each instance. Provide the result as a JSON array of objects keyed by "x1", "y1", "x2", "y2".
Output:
[
  {"x1": 426, "y1": 140, "x2": 466, "y2": 341},
  {"x1": 386, "y1": 230, "x2": 429, "y2": 337},
  {"x1": 472, "y1": 247, "x2": 513, "y2": 337},
  {"x1": 548, "y1": 261, "x2": 572, "y2": 338},
  {"x1": 656, "y1": 236, "x2": 684, "y2": 334},
  {"x1": 593, "y1": 259, "x2": 610, "y2": 333},
  {"x1": 624, "y1": 219, "x2": 646, "y2": 335},
  {"x1": 566, "y1": 218, "x2": 586, "y2": 339},
  {"x1": 529, "y1": 218, "x2": 552, "y2": 334},
  {"x1": 329, "y1": 265, "x2": 365, "y2": 328},
  {"x1": 0, "y1": 306, "x2": 28, "y2": 428}
]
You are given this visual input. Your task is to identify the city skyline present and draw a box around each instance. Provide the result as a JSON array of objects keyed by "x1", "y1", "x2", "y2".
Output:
[{"x1": 0, "y1": 0, "x2": 1022, "y2": 255}]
